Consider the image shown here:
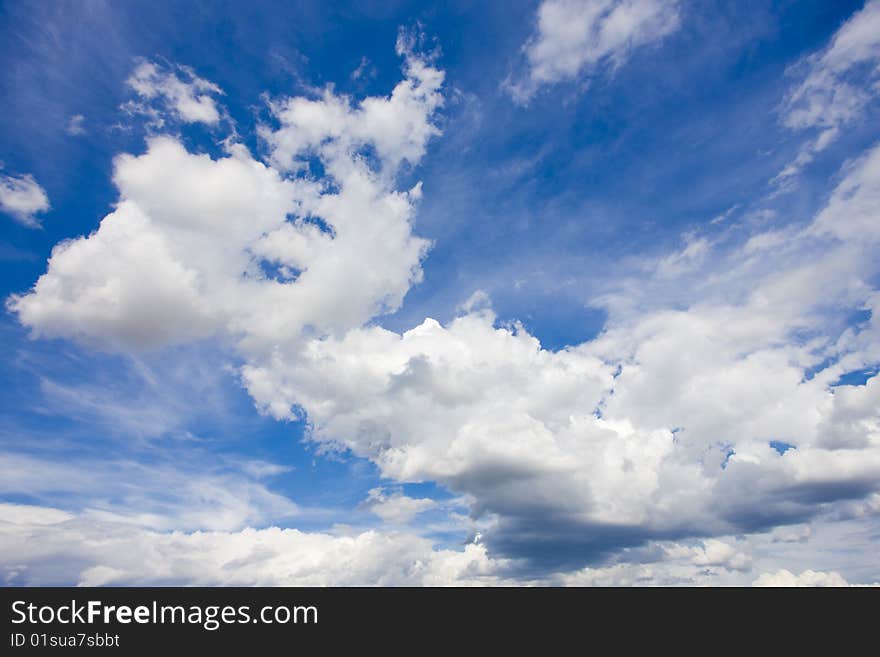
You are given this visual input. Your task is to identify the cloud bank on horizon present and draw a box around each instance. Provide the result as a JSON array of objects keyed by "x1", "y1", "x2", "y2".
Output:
[{"x1": 1, "y1": 1, "x2": 879, "y2": 586}]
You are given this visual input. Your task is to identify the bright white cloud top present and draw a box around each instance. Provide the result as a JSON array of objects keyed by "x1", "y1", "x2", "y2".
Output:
[{"x1": 3, "y1": 8, "x2": 880, "y2": 587}]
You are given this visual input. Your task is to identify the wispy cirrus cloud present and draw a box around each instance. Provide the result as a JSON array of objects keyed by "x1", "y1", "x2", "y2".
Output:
[
  {"x1": 774, "y1": 0, "x2": 880, "y2": 185},
  {"x1": 0, "y1": 450, "x2": 298, "y2": 533}
]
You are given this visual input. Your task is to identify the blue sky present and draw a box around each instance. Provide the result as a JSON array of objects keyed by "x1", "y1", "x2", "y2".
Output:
[{"x1": 1, "y1": 0, "x2": 879, "y2": 585}]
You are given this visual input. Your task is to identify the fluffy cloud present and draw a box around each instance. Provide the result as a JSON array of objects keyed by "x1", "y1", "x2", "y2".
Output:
[
  {"x1": 12, "y1": 41, "x2": 442, "y2": 352},
  {"x1": 506, "y1": 0, "x2": 680, "y2": 102},
  {"x1": 262, "y1": 31, "x2": 444, "y2": 176},
  {"x1": 9, "y1": 130, "x2": 429, "y2": 350},
  {"x1": 776, "y1": 0, "x2": 880, "y2": 183},
  {"x1": 0, "y1": 504, "x2": 504, "y2": 586},
  {"x1": 8, "y1": 30, "x2": 880, "y2": 580},
  {"x1": 126, "y1": 60, "x2": 225, "y2": 126},
  {"x1": 241, "y1": 139, "x2": 880, "y2": 566},
  {"x1": 0, "y1": 171, "x2": 49, "y2": 228}
]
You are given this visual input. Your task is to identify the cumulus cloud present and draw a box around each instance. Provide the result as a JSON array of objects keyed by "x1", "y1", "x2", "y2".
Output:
[
  {"x1": 10, "y1": 138, "x2": 303, "y2": 348},
  {"x1": 8, "y1": 31, "x2": 880, "y2": 581},
  {"x1": 242, "y1": 139, "x2": 880, "y2": 567},
  {"x1": 775, "y1": 0, "x2": 880, "y2": 184},
  {"x1": 125, "y1": 60, "x2": 225, "y2": 126},
  {"x1": 506, "y1": 0, "x2": 680, "y2": 102},
  {"x1": 11, "y1": 41, "x2": 441, "y2": 352},
  {"x1": 0, "y1": 172, "x2": 49, "y2": 228}
]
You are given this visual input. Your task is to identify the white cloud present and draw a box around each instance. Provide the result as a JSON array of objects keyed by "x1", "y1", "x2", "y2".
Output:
[
  {"x1": 9, "y1": 510, "x2": 871, "y2": 587},
  {"x1": 752, "y1": 569, "x2": 851, "y2": 587},
  {"x1": 664, "y1": 538, "x2": 751, "y2": 571},
  {"x1": 261, "y1": 29, "x2": 444, "y2": 175},
  {"x1": 0, "y1": 503, "x2": 73, "y2": 526},
  {"x1": 241, "y1": 140, "x2": 880, "y2": 562},
  {"x1": 506, "y1": 0, "x2": 680, "y2": 102},
  {"x1": 556, "y1": 538, "x2": 752, "y2": 586},
  {"x1": 0, "y1": 172, "x2": 49, "y2": 228},
  {"x1": 8, "y1": 36, "x2": 880, "y2": 580},
  {"x1": 810, "y1": 143, "x2": 880, "y2": 243},
  {"x1": 0, "y1": 504, "x2": 505, "y2": 586},
  {"x1": 125, "y1": 60, "x2": 224, "y2": 126},
  {"x1": 11, "y1": 42, "x2": 441, "y2": 352},
  {"x1": 816, "y1": 373, "x2": 880, "y2": 449},
  {"x1": 775, "y1": 0, "x2": 880, "y2": 183},
  {"x1": 0, "y1": 452, "x2": 298, "y2": 532},
  {"x1": 363, "y1": 487, "x2": 437, "y2": 524}
]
